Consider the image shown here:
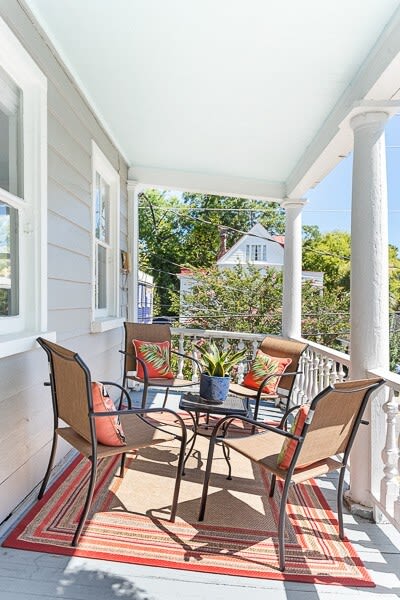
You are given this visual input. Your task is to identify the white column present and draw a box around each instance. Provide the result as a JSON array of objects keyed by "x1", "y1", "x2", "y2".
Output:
[
  {"x1": 127, "y1": 180, "x2": 140, "y2": 322},
  {"x1": 281, "y1": 198, "x2": 307, "y2": 339},
  {"x1": 348, "y1": 111, "x2": 390, "y2": 506}
]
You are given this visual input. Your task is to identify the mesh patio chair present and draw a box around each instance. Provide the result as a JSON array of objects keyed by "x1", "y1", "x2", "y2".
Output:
[
  {"x1": 120, "y1": 322, "x2": 200, "y2": 409},
  {"x1": 37, "y1": 337, "x2": 187, "y2": 547},
  {"x1": 198, "y1": 376, "x2": 384, "y2": 572},
  {"x1": 229, "y1": 336, "x2": 308, "y2": 421}
]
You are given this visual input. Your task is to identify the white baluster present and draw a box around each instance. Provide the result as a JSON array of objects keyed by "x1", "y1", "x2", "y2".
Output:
[
  {"x1": 337, "y1": 362, "x2": 347, "y2": 382},
  {"x1": 329, "y1": 362, "x2": 338, "y2": 385},
  {"x1": 306, "y1": 349, "x2": 315, "y2": 401},
  {"x1": 236, "y1": 339, "x2": 246, "y2": 383},
  {"x1": 311, "y1": 353, "x2": 320, "y2": 398},
  {"x1": 300, "y1": 352, "x2": 310, "y2": 403},
  {"x1": 176, "y1": 333, "x2": 185, "y2": 378},
  {"x1": 382, "y1": 389, "x2": 400, "y2": 516},
  {"x1": 323, "y1": 358, "x2": 332, "y2": 388},
  {"x1": 293, "y1": 354, "x2": 305, "y2": 405}
]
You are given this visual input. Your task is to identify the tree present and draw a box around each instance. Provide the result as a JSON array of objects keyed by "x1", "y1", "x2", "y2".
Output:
[
  {"x1": 181, "y1": 193, "x2": 285, "y2": 268},
  {"x1": 139, "y1": 189, "x2": 286, "y2": 315},
  {"x1": 301, "y1": 283, "x2": 350, "y2": 349},
  {"x1": 302, "y1": 230, "x2": 351, "y2": 291},
  {"x1": 174, "y1": 264, "x2": 350, "y2": 350},
  {"x1": 389, "y1": 244, "x2": 400, "y2": 311},
  {"x1": 138, "y1": 189, "x2": 187, "y2": 315},
  {"x1": 170, "y1": 264, "x2": 283, "y2": 334}
]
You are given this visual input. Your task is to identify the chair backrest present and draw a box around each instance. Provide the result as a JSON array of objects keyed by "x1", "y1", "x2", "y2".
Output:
[
  {"x1": 123, "y1": 322, "x2": 172, "y2": 373},
  {"x1": 37, "y1": 337, "x2": 93, "y2": 442},
  {"x1": 259, "y1": 336, "x2": 308, "y2": 395},
  {"x1": 295, "y1": 377, "x2": 384, "y2": 468}
]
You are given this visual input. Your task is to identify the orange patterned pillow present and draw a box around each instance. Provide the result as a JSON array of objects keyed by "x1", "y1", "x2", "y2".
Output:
[
  {"x1": 92, "y1": 382, "x2": 126, "y2": 447},
  {"x1": 132, "y1": 339, "x2": 174, "y2": 379},
  {"x1": 277, "y1": 404, "x2": 309, "y2": 469},
  {"x1": 242, "y1": 350, "x2": 292, "y2": 394}
]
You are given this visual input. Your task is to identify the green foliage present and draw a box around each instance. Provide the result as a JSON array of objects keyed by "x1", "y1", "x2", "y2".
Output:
[
  {"x1": 194, "y1": 339, "x2": 247, "y2": 377},
  {"x1": 389, "y1": 313, "x2": 400, "y2": 372},
  {"x1": 389, "y1": 245, "x2": 400, "y2": 311},
  {"x1": 301, "y1": 283, "x2": 350, "y2": 349},
  {"x1": 302, "y1": 230, "x2": 351, "y2": 291},
  {"x1": 181, "y1": 193, "x2": 285, "y2": 267},
  {"x1": 138, "y1": 189, "x2": 285, "y2": 316},
  {"x1": 173, "y1": 264, "x2": 283, "y2": 334}
]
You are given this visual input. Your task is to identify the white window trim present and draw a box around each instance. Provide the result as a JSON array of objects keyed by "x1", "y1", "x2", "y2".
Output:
[
  {"x1": 0, "y1": 17, "x2": 54, "y2": 357},
  {"x1": 91, "y1": 141, "x2": 122, "y2": 333}
]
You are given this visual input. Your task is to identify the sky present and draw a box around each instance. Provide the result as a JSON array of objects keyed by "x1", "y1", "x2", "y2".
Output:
[{"x1": 303, "y1": 114, "x2": 400, "y2": 250}]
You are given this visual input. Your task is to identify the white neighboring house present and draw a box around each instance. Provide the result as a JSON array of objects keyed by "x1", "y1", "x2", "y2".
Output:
[
  {"x1": 137, "y1": 269, "x2": 154, "y2": 323},
  {"x1": 178, "y1": 223, "x2": 323, "y2": 321}
]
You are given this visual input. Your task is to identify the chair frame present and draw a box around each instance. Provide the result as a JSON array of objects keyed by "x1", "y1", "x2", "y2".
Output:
[
  {"x1": 120, "y1": 322, "x2": 202, "y2": 409},
  {"x1": 229, "y1": 336, "x2": 308, "y2": 421},
  {"x1": 198, "y1": 377, "x2": 384, "y2": 571},
  {"x1": 37, "y1": 337, "x2": 187, "y2": 547}
]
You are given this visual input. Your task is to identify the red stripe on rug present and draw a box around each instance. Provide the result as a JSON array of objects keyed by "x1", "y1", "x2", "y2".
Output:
[{"x1": 3, "y1": 447, "x2": 375, "y2": 587}]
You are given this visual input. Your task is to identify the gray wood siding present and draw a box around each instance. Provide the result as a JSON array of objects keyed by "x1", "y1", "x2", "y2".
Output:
[{"x1": 0, "y1": 2, "x2": 130, "y2": 523}]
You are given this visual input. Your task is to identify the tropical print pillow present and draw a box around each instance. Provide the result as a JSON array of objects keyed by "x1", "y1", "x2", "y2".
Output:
[
  {"x1": 132, "y1": 339, "x2": 174, "y2": 379},
  {"x1": 242, "y1": 350, "x2": 292, "y2": 394}
]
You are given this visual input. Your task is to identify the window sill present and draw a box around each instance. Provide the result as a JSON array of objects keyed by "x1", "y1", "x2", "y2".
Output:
[
  {"x1": 0, "y1": 330, "x2": 56, "y2": 359},
  {"x1": 90, "y1": 317, "x2": 124, "y2": 333}
]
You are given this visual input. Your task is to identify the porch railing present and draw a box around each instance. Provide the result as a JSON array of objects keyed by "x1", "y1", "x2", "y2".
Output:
[
  {"x1": 171, "y1": 327, "x2": 350, "y2": 405},
  {"x1": 171, "y1": 326, "x2": 400, "y2": 531}
]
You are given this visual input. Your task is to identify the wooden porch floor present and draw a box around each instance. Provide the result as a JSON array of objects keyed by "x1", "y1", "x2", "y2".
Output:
[{"x1": 1, "y1": 388, "x2": 400, "y2": 599}]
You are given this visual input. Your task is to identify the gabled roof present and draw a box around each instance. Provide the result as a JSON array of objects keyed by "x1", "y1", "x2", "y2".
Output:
[{"x1": 217, "y1": 223, "x2": 281, "y2": 265}]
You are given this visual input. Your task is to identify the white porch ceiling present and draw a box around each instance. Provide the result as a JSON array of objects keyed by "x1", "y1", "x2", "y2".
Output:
[{"x1": 25, "y1": 0, "x2": 400, "y2": 200}]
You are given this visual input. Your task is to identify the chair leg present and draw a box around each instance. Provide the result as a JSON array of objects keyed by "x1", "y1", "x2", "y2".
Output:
[
  {"x1": 72, "y1": 458, "x2": 98, "y2": 546},
  {"x1": 119, "y1": 453, "x2": 127, "y2": 478},
  {"x1": 269, "y1": 474, "x2": 276, "y2": 498},
  {"x1": 337, "y1": 465, "x2": 346, "y2": 539},
  {"x1": 253, "y1": 395, "x2": 261, "y2": 421},
  {"x1": 38, "y1": 431, "x2": 58, "y2": 499},
  {"x1": 141, "y1": 383, "x2": 149, "y2": 409},
  {"x1": 119, "y1": 375, "x2": 127, "y2": 409},
  {"x1": 162, "y1": 387, "x2": 169, "y2": 408},
  {"x1": 278, "y1": 477, "x2": 291, "y2": 572},
  {"x1": 170, "y1": 435, "x2": 186, "y2": 521},
  {"x1": 198, "y1": 437, "x2": 218, "y2": 521}
]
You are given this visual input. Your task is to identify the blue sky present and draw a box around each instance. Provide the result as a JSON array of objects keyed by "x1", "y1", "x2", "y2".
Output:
[{"x1": 303, "y1": 114, "x2": 400, "y2": 250}]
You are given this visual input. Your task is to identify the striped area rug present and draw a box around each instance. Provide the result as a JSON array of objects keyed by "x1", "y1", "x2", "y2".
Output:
[{"x1": 3, "y1": 430, "x2": 374, "y2": 587}]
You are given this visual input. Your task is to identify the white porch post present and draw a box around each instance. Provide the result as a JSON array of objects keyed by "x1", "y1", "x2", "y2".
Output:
[
  {"x1": 127, "y1": 180, "x2": 140, "y2": 322},
  {"x1": 281, "y1": 198, "x2": 306, "y2": 339},
  {"x1": 348, "y1": 111, "x2": 390, "y2": 507}
]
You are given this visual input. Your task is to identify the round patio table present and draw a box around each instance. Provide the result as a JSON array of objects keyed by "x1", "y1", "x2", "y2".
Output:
[{"x1": 179, "y1": 392, "x2": 251, "y2": 476}]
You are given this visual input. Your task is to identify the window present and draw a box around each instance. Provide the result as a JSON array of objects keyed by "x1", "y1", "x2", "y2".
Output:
[
  {"x1": 0, "y1": 17, "x2": 50, "y2": 356},
  {"x1": 246, "y1": 244, "x2": 267, "y2": 262},
  {"x1": 91, "y1": 142, "x2": 122, "y2": 332}
]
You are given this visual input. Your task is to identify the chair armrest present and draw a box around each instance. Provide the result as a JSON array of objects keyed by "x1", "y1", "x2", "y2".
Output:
[
  {"x1": 277, "y1": 403, "x2": 302, "y2": 430},
  {"x1": 119, "y1": 349, "x2": 134, "y2": 357},
  {"x1": 91, "y1": 406, "x2": 188, "y2": 443},
  {"x1": 208, "y1": 413, "x2": 302, "y2": 443},
  {"x1": 171, "y1": 349, "x2": 203, "y2": 371},
  {"x1": 99, "y1": 380, "x2": 132, "y2": 409}
]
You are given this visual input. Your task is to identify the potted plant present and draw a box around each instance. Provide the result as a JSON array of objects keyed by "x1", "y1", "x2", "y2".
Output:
[{"x1": 195, "y1": 339, "x2": 247, "y2": 403}]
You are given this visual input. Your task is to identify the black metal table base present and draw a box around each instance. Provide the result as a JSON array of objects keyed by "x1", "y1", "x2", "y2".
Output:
[{"x1": 179, "y1": 393, "x2": 251, "y2": 477}]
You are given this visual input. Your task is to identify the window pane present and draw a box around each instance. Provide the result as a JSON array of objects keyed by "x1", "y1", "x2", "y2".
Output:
[
  {"x1": 96, "y1": 244, "x2": 107, "y2": 309},
  {"x1": 0, "y1": 201, "x2": 19, "y2": 316},
  {"x1": 95, "y1": 172, "x2": 110, "y2": 244},
  {"x1": 0, "y1": 66, "x2": 23, "y2": 197}
]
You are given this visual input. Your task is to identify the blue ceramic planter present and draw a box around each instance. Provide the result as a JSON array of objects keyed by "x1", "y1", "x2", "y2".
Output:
[{"x1": 199, "y1": 373, "x2": 230, "y2": 403}]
